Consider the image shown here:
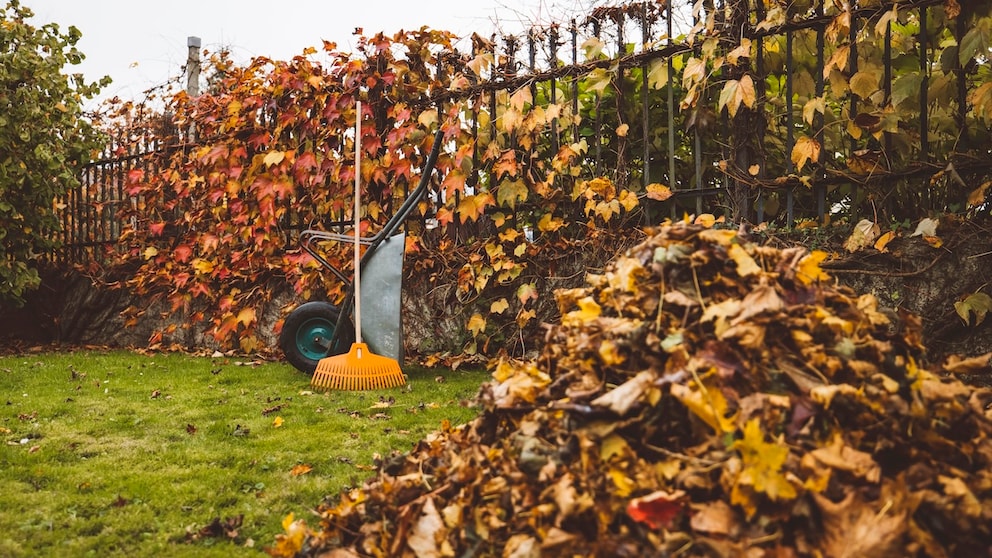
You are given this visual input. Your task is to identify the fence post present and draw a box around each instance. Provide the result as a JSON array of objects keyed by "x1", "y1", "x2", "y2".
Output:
[{"x1": 186, "y1": 36, "x2": 201, "y2": 96}]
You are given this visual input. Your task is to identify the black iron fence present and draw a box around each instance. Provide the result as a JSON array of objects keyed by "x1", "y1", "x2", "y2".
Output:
[{"x1": 56, "y1": 0, "x2": 992, "y2": 263}]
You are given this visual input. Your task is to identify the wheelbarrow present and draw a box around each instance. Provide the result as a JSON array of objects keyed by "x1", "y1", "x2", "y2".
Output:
[{"x1": 279, "y1": 127, "x2": 444, "y2": 374}]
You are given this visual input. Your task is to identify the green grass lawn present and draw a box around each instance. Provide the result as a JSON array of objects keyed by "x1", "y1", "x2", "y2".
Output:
[{"x1": 0, "y1": 350, "x2": 487, "y2": 557}]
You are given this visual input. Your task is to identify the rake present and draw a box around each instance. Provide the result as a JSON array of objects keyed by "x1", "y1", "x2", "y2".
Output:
[{"x1": 311, "y1": 101, "x2": 406, "y2": 391}]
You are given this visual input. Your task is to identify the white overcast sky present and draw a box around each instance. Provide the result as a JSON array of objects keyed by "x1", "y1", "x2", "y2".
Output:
[{"x1": 27, "y1": 0, "x2": 603, "y2": 104}]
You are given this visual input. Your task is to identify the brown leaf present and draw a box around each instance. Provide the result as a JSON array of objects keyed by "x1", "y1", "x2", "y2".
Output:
[
  {"x1": 808, "y1": 434, "x2": 881, "y2": 482},
  {"x1": 407, "y1": 497, "x2": 446, "y2": 557},
  {"x1": 590, "y1": 370, "x2": 657, "y2": 416},
  {"x1": 813, "y1": 492, "x2": 907, "y2": 558},
  {"x1": 689, "y1": 500, "x2": 738, "y2": 536}
]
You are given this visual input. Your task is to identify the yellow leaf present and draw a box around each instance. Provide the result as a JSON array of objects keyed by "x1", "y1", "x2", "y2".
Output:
[
  {"x1": 646, "y1": 58, "x2": 669, "y2": 88},
  {"x1": 670, "y1": 380, "x2": 737, "y2": 434},
  {"x1": 698, "y1": 228, "x2": 737, "y2": 247},
  {"x1": 645, "y1": 183, "x2": 673, "y2": 201},
  {"x1": 600, "y1": 433, "x2": 630, "y2": 460},
  {"x1": 616, "y1": 123, "x2": 629, "y2": 137},
  {"x1": 467, "y1": 313, "x2": 487, "y2": 336},
  {"x1": 598, "y1": 339, "x2": 625, "y2": 366},
  {"x1": 192, "y1": 258, "x2": 214, "y2": 275},
  {"x1": 457, "y1": 192, "x2": 494, "y2": 223},
  {"x1": 796, "y1": 250, "x2": 830, "y2": 285},
  {"x1": 417, "y1": 110, "x2": 437, "y2": 128},
  {"x1": 537, "y1": 212, "x2": 563, "y2": 232},
  {"x1": 682, "y1": 57, "x2": 707, "y2": 89},
  {"x1": 143, "y1": 246, "x2": 159, "y2": 260},
  {"x1": 236, "y1": 307, "x2": 256, "y2": 327},
  {"x1": 515, "y1": 308, "x2": 536, "y2": 328},
  {"x1": 608, "y1": 468, "x2": 636, "y2": 497},
  {"x1": 272, "y1": 416, "x2": 284, "y2": 428},
  {"x1": 955, "y1": 292, "x2": 992, "y2": 326},
  {"x1": 728, "y1": 244, "x2": 761, "y2": 276},
  {"x1": 618, "y1": 189, "x2": 639, "y2": 211},
  {"x1": 490, "y1": 298, "x2": 509, "y2": 314},
  {"x1": 263, "y1": 151, "x2": 285, "y2": 167},
  {"x1": 563, "y1": 297, "x2": 601, "y2": 326},
  {"x1": 727, "y1": 39, "x2": 752, "y2": 65},
  {"x1": 791, "y1": 135, "x2": 821, "y2": 171},
  {"x1": 873, "y1": 230, "x2": 896, "y2": 252},
  {"x1": 802, "y1": 97, "x2": 825, "y2": 126},
  {"x1": 733, "y1": 418, "x2": 797, "y2": 503},
  {"x1": 694, "y1": 213, "x2": 718, "y2": 227}
]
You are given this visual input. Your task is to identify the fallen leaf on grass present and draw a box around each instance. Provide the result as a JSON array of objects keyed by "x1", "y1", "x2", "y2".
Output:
[
  {"x1": 272, "y1": 416, "x2": 284, "y2": 428},
  {"x1": 290, "y1": 464, "x2": 313, "y2": 477}
]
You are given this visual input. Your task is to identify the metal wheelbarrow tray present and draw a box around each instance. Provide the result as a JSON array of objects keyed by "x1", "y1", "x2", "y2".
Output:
[{"x1": 279, "y1": 128, "x2": 444, "y2": 374}]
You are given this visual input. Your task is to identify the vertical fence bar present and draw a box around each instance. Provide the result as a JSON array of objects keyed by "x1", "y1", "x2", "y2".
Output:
[
  {"x1": 884, "y1": 15, "x2": 893, "y2": 160},
  {"x1": 918, "y1": 5, "x2": 931, "y2": 211},
  {"x1": 692, "y1": 3, "x2": 702, "y2": 216},
  {"x1": 755, "y1": 0, "x2": 766, "y2": 224},
  {"x1": 667, "y1": 0, "x2": 676, "y2": 218},
  {"x1": 815, "y1": 1, "x2": 826, "y2": 223},
  {"x1": 848, "y1": 8, "x2": 859, "y2": 221},
  {"x1": 786, "y1": 31, "x2": 795, "y2": 227},
  {"x1": 593, "y1": 19, "x2": 603, "y2": 174},
  {"x1": 954, "y1": 8, "x2": 968, "y2": 150},
  {"x1": 613, "y1": 11, "x2": 628, "y2": 187},
  {"x1": 571, "y1": 20, "x2": 580, "y2": 144},
  {"x1": 641, "y1": 7, "x2": 650, "y2": 189},
  {"x1": 528, "y1": 29, "x2": 538, "y2": 105},
  {"x1": 549, "y1": 25, "x2": 560, "y2": 155}
]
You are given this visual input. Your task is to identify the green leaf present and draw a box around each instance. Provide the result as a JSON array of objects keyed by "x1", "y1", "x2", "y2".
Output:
[
  {"x1": 959, "y1": 18, "x2": 991, "y2": 67},
  {"x1": 891, "y1": 72, "x2": 923, "y2": 108},
  {"x1": 496, "y1": 179, "x2": 528, "y2": 210},
  {"x1": 849, "y1": 68, "x2": 880, "y2": 99}
]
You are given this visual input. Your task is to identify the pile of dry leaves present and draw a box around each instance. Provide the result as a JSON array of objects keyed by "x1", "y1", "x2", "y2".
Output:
[{"x1": 272, "y1": 221, "x2": 992, "y2": 557}]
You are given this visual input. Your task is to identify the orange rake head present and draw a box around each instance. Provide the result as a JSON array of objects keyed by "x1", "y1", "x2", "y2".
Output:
[{"x1": 311, "y1": 343, "x2": 406, "y2": 391}]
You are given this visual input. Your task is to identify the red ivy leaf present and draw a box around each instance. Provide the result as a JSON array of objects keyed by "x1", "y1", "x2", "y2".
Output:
[
  {"x1": 626, "y1": 490, "x2": 686, "y2": 529},
  {"x1": 174, "y1": 244, "x2": 193, "y2": 263}
]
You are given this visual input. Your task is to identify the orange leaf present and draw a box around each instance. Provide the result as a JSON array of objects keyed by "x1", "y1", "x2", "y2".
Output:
[
  {"x1": 645, "y1": 183, "x2": 673, "y2": 201},
  {"x1": 516, "y1": 282, "x2": 538, "y2": 305},
  {"x1": 457, "y1": 193, "x2": 494, "y2": 223},
  {"x1": 791, "y1": 135, "x2": 821, "y2": 171},
  {"x1": 290, "y1": 464, "x2": 312, "y2": 477}
]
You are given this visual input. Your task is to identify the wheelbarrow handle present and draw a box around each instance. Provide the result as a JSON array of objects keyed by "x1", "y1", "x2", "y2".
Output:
[{"x1": 299, "y1": 126, "x2": 445, "y2": 280}]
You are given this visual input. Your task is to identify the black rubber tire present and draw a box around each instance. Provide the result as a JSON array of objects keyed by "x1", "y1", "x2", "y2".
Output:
[{"x1": 279, "y1": 301, "x2": 354, "y2": 374}]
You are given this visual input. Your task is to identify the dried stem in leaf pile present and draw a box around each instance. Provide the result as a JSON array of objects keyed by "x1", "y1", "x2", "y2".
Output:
[{"x1": 273, "y1": 221, "x2": 992, "y2": 558}]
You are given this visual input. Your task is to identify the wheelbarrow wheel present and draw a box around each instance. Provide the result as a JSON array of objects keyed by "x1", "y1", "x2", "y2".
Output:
[{"x1": 279, "y1": 301, "x2": 354, "y2": 374}]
